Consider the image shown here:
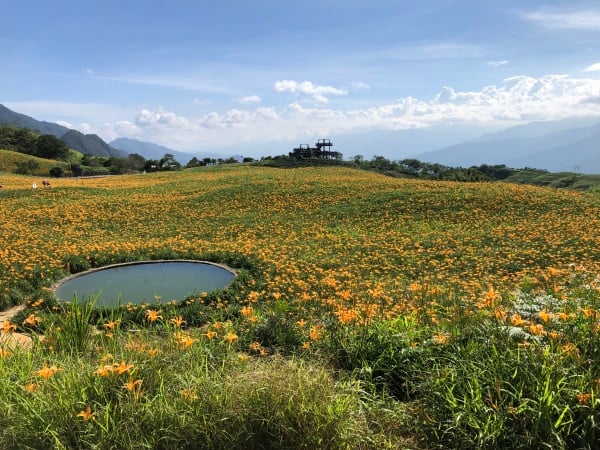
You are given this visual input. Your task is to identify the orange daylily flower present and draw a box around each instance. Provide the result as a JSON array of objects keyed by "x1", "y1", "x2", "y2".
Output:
[
  {"x1": 169, "y1": 316, "x2": 186, "y2": 328},
  {"x1": 240, "y1": 306, "x2": 253, "y2": 317},
  {"x1": 433, "y1": 333, "x2": 450, "y2": 344},
  {"x1": 22, "y1": 314, "x2": 42, "y2": 327},
  {"x1": 205, "y1": 330, "x2": 217, "y2": 339},
  {"x1": 145, "y1": 309, "x2": 163, "y2": 323},
  {"x1": 77, "y1": 406, "x2": 96, "y2": 421},
  {"x1": 113, "y1": 361, "x2": 134, "y2": 375},
  {"x1": 225, "y1": 331, "x2": 238, "y2": 344},
  {"x1": 103, "y1": 320, "x2": 120, "y2": 330},
  {"x1": 122, "y1": 379, "x2": 143, "y2": 393},
  {"x1": 36, "y1": 365, "x2": 61, "y2": 379},
  {"x1": 95, "y1": 365, "x2": 112, "y2": 377},
  {"x1": 1, "y1": 320, "x2": 16, "y2": 334}
]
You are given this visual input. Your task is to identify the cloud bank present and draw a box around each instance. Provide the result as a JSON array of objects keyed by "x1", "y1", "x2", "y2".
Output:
[
  {"x1": 10, "y1": 73, "x2": 600, "y2": 154},
  {"x1": 92, "y1": 74, "x2": 600, "y2": 150}
]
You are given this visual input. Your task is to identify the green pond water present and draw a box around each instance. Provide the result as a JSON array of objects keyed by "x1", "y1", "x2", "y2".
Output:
[{"x1": 54, "y1": 261, "x2": 236, "y2": 307}]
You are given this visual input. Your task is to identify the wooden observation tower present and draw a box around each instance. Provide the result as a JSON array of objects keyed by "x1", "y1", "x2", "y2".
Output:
[{"x1": 290, "y1": 139, "x2": 340, "y2": 159}]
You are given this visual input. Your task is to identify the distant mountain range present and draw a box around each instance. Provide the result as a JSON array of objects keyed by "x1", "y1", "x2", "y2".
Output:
[
  {"x1": 414, "y1": 118, "x2": 600, "y2": 173},
  {"x1": 109, "y1": 138, "x2": 224, "y2": 165}
]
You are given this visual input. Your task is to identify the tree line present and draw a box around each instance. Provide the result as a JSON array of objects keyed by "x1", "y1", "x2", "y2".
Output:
[{"x1": 351, "y1": 154, "x2": 546, "y2": 182}]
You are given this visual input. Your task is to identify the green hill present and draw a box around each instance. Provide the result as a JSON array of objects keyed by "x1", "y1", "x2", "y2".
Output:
[
  {"x1": 0, "y1": 104, "x2": 127, "y2": 158},
  {"x1": 0, "y1": 148, "x2": 69, "y2": 176}
]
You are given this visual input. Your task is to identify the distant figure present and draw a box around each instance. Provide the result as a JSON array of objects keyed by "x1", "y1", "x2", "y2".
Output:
[
  {"x1": 42, "y1": 180, "x2": 51, "y2": 187},
  {"x1": 32, "y1": 182, "x2": 37, "y2": 190}
]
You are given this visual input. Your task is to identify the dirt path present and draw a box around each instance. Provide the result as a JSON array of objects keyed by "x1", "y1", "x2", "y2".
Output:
[
  {"x1": 0, "y1": 304, "x2": 26, "y2": 322},
  {"x1": 0, "y1": 304, "x2": 33, "y2": 349}
]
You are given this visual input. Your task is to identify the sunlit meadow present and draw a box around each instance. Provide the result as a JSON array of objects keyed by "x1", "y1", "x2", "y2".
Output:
[{"x1": 1, "y1": 165, "x2": 599, "y2": 449}]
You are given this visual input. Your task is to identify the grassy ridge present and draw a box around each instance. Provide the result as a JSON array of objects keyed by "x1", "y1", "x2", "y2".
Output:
[
  {"x1": 0, "y1": 148, "x2": 70, "y2": 177},
  {"x1": 505, "y1": 169, "x2": 600, "y2": 191},
  {"x1": 0, "y1": 165, "x2": 599, "y2": 448}
]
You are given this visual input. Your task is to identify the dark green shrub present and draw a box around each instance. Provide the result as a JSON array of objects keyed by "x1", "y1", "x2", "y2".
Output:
[
  {"x1": 62, "y1": 255, "x2": 91, "y2": 274},
  {"x1": 325, "y1": 317, "x2": 434, "y2": 400},
  {"x1": 49, "y1": 166, "x2": 64, "y2": 177},
  {"x1": 252, "y1": 314, "x2": 304, "y2": 353}
]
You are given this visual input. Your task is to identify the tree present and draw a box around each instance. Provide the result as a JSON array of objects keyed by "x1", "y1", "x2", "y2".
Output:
[
  {"x1": 352, "y1": 155, "x2": 364, "y2": 165},
  {"x1": 186, "y1": 157, "x2": 201, "y2": 168},
  {"x1": 70, "y1": 163, "x2": 84, "y2": 177},
  {"x1": 159, "y1": 153, "x2": 181, "y2": 170},
  {"x1": 81, "y1": 154, "x2": 103, "y2": 167},
  {"x1": 370, "y1": 155, "x2": 393, "y2": 170},
  {"x1": 399, "y1": 159, "x2": 423, "y2": 174},
  {"x1": 0, "y1": 125, "x2": 38, "y2": 154},
  {"x1": 108, "y1": 157, "x2": 128, "y2": 174},
  {"x1": 49, "y1": 166, "x2": 64, "y2": 177},
  {"x1": 127, "y1": 153, "x2": 146, "y2": 171},
  {"x1": 144, "y1": 159, "x2": 160, "y2": 172},
  {"x1": 34, "y1": 135, "x2": 69, "y2": 160}
]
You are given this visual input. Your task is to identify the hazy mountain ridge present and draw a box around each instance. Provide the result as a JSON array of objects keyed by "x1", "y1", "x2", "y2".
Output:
[
  {"x1": 473, "y1": 117, "x2": 600, "y2": 142},
  {"x1": 416, "y1": 118, "x2": 600, "y2": 173},
  {"x1": 109, "y1": 138, "x2": 223, "y2": 165},
  {"x1": 509, "y1": 128, "x2": 600, "y2": 172},
  {"x1": 0, "y1": 104, "x2": 69, "y2": 138}
]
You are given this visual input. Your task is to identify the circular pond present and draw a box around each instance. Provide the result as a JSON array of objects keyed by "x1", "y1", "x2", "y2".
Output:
[{"x1": 53, "y1": 260, "x2": 236, "y2": 307}]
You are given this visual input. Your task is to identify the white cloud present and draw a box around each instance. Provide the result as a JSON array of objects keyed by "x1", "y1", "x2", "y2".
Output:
[
  {"x1": 85, "y1": 67, "x2": 94, "y2": 75},
  {"x1": 487, "y1": 60, "x2": 509, "y2": 67},
  {"x1": 274, "y1": 80, "x2": 347, "y2": 103},
  {"x1": 239, "y1": 95, "x2": 261, "y2": 104},
  {"x1": 521, "y1": 8, "x2": 600, "y2": 30},
  {"x1": 312, "y1": 94, "x2": 329, "y2": 104},
  {"x1": 54, "y1": 120, "x2": 93, "y2": 134},
  {"x1": 351, "y1": 81, "x2": 371, "y2": 90},
  {"x1": 255, "y1": 107, "x2": 279, "y2": 120},
  {"x1": 56, "y1": 120, "x2": 73, "y2": 129},
  {"x1": 135, "y1": 108, "x2": 191, "y2": 128},
  {"x1": 79, "y1": 123, "x2": 93, "y2": 134},
  {"x1": 582, "y1": 62, "x2": 600, "y2": 72}
]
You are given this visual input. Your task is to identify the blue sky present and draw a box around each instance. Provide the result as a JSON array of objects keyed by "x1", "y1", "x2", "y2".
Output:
[{"x1": 3, "y1": 0, "x2": 600, "y2": 158}]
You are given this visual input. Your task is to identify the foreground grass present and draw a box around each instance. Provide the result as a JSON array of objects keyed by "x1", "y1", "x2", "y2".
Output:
[
  {"x1": 1, "y1": 299, "x2": 412, "y2": 449},
  {"x1": 1, "y1": 165, "x2": 600, "y2": 448}
]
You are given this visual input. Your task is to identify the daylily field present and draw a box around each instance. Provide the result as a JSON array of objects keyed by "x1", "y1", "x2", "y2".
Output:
[{"x1": 1, "y1": 165, "x2": 599, "y2": 449}]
